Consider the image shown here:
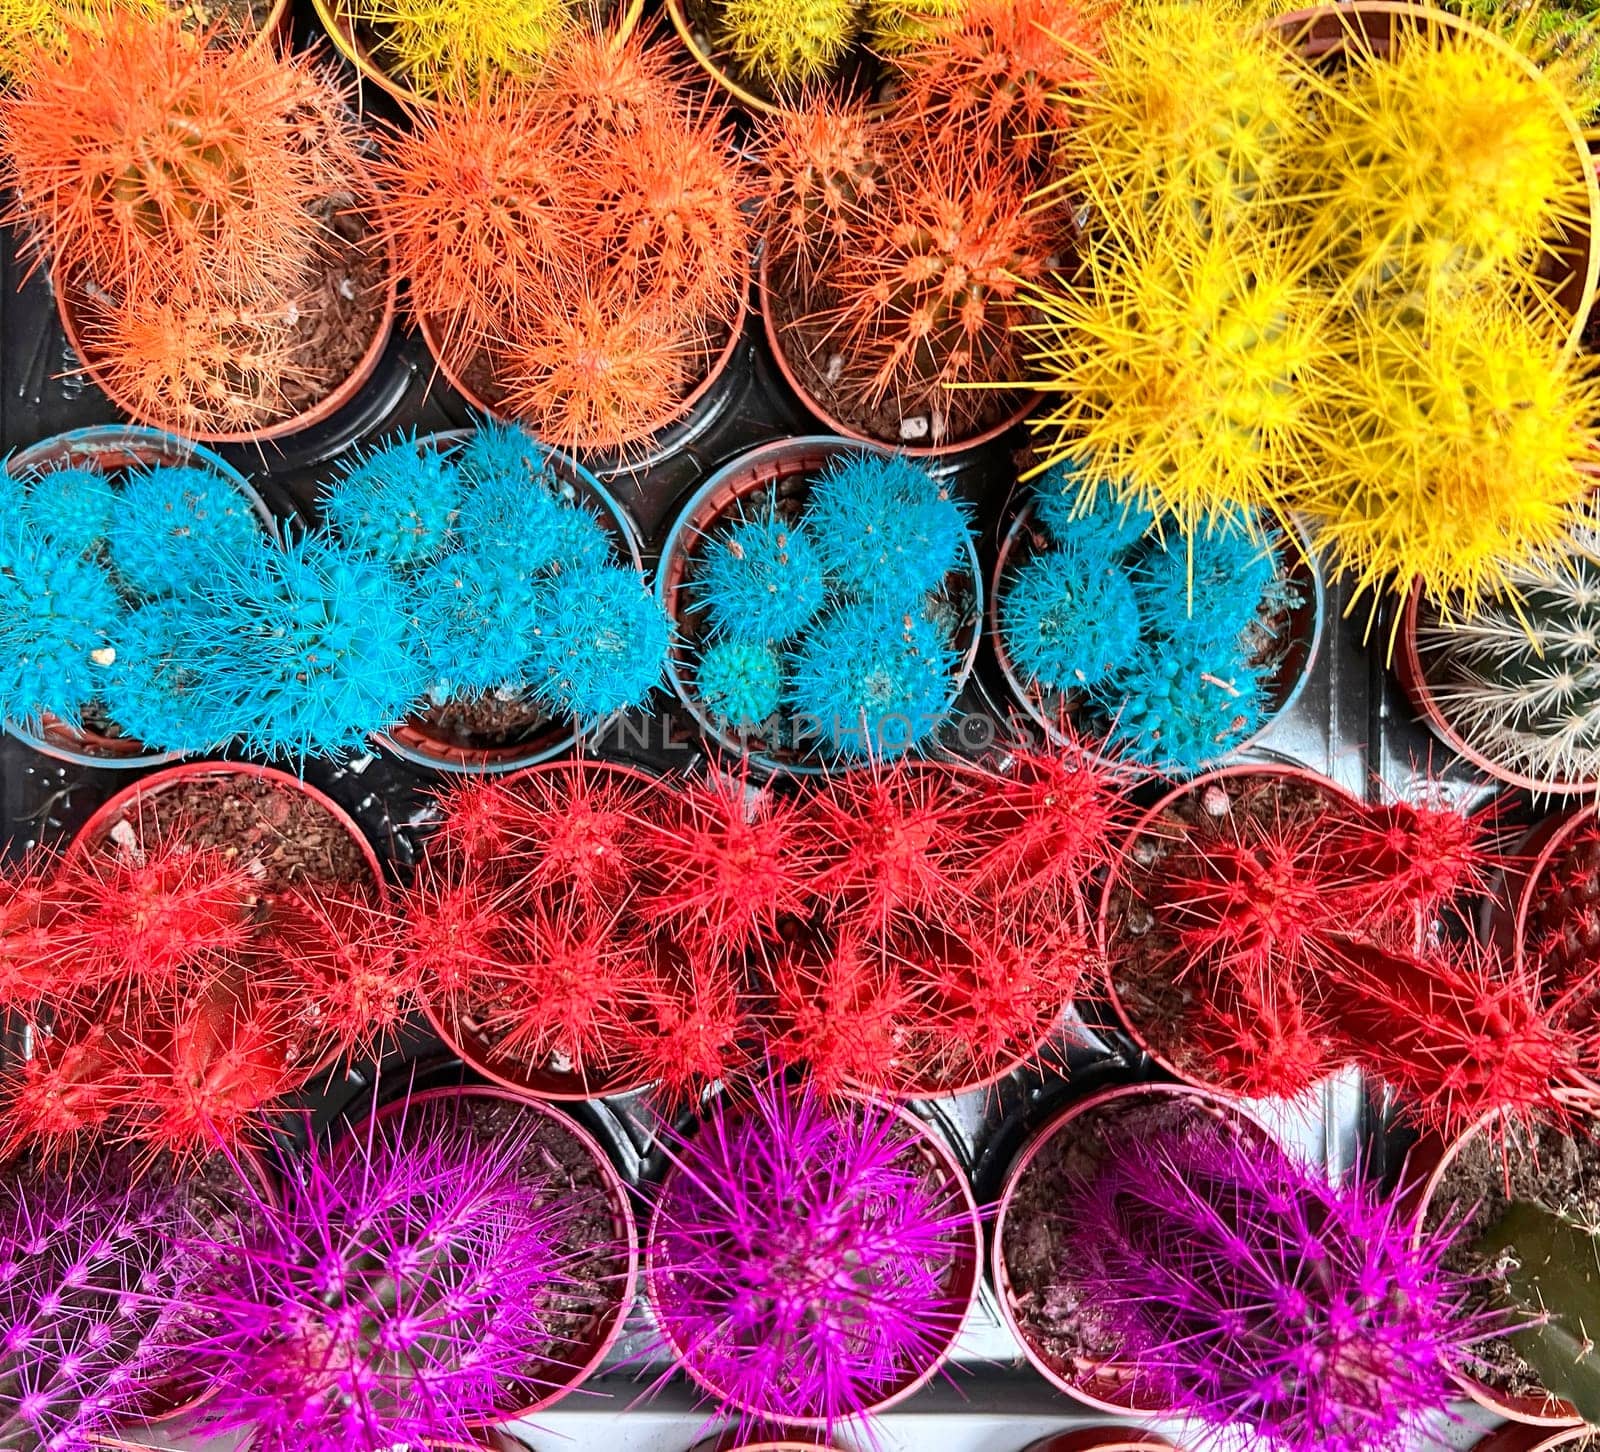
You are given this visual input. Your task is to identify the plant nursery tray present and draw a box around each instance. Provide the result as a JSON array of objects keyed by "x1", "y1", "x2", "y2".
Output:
[{"x1": 0, "y1": 9, "x2": 1531, "y2": 1449}]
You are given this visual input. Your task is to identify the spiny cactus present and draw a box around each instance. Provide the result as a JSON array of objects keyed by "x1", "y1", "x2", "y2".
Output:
[
  {"x1": 0, "y1": 0, "x2": 163, "y2": 82},
  {"x1": 1000, "y1": 543, "x2": 1142, "y2": 692},
  {"x1": 892, "y1": 0, "x2": 1110, "y2": 167},
  {"x1": 1022, "y1": 208, "x2": 1329, "y2": 539},
  {"x1": 715, "y1": 0, "x2": 860, "y2": 95},
  {"x1": 322, "y1": 435, "x2": 462, "y2": 569},
  {"x1": 804, "y1": 452, "x2": 973, "y2": 606},
  {"x1": 1524, "y1": 820, "x2": 1600, "y2": 1022},
  {"x1": 1031, "y1": 463, "x2": 1154, "y2": 554},
  {"x1": 1304, "y1": 12, "x2": 1590, "y2": 300},
  {"x1": 697, "y1": 503, "x2": 829, "y2": 644},
  {"x1": 530, "y1": 562, "x2": 672, "y2": 724},
  {"x1": 108, "y1": 465, "x2": 264, "y2": 599},
  {"x1": 786, "y1": 601, "x2": 959, "y2": 759},
  {"x1": 22, "y1": 465, "x2": 114, "y2": 559},
  {"x1": 1415, "y1": 533, "x2": 1600, "y2": 786},
  {"x1": 1129, "y1": 518, "x2": 1281, "y2": 643},
  {"x1": 189, "y1": 1101, "x2": 587, "y2": 1452},
  {"x1": 648, "y1": 1075, "x2": 973, "y2": 1431},
  {"x1": 346, "y1": 0, "x2": 575, "y2": 98},
  {"x1": 771, "y1": 937, "x2": 917, "y2": 1096},
  {"x1": 822, "y1": 137, "x2": 1055, "y2": 437},
  {"x1": 1298, "y1": 294, "x2": 1600, "y2": 615},
  {"x1": 863, "y1": 0, "x2": 965, "y2": 52},
  {"x1": 695, "y1": 639, "x2": 784, "y2": 730},
  {"x1": 625, "y1": 940, "x2": 753, "y2": 1104},
  {"x1": 1095, "y1": 642, "x2": 1266, "y2": 775},
  {"x1": 1065, "y1": 1122, "x2": 1481, "y2": 1452}
]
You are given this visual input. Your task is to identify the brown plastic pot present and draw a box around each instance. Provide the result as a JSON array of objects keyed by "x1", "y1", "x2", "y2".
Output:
[
  {"x1": 993, "y1": 1082, "x2": 1266, "y2": 1413},
  {"x1": 347, "y1": 1086, "x2": 639, "y2": 1417},
  {"x1": 1020, "y1": 1434, "x2": 1183, "y2": 1452},
  {"x1": 758, "y1": 245, "x2": 1034, "y2": 458},
  {"x1": 54, "y1": 208, "x2": 398, "y2": 447},
  {"x1": 417, "y1": 758, "x2": 669, "y2": 1101},
  {"x1": 417, "y1": 265, "x2": 749, "y2": 461},
  {"x1": 1395, "y1": 583, "x2": 1600, "y2": 796},
  {"x1": 990, "y1": 502, "x2": 1324, "y2": 774},
  {"x1": 1412, "y1": 1107, "x2": 1590, "y2": 1426},
  {"x1": 1274, "y1": 1, "x2": 1599, "y2": 357},
  {"x1": 1096, "y1": 763, "x2": 1359, "y2": 1096},
  {"x1": 371, "y1": 429, "x2": 644, "y2": 775},
  {"x1": 646, "y1": 1092, "x2": 981, "y2": 1425},
  {"x1": 656, "y1": 435, "x2": 984, "y2": 776},
  {"x1": 2, "y1": 425, "x2": 277, "y2": 770}
]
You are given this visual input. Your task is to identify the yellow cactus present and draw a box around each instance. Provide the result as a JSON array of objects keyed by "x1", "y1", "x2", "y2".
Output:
[
  {"x1": 1063, "y1": 0, "x2": 1317, "y2": 226},
  {"x1": 863, "y1": 0, "x2": 965, "y2": 53},
  {"x1": 716, "y1": 0, "x2": 861, "y2": 94},
  {"x1": 1294, "y1": 296, "x2": 1600, "y2": 617},
  {"x1": 1299, "y1": 13, "x2": 1590, "y2": 302},
  {"x1": 1455, "y1": 0, "x2": 1600, "y2": 119},
  {"x1": 1018, "y1": 208, "x2": 1329, "y2": 538},
  {"x1": 0, "y1": 0, "x2": 163, "y2": 79},
  {"x1": 344, "y1": 0, "x2": 575, "y2": 96}
]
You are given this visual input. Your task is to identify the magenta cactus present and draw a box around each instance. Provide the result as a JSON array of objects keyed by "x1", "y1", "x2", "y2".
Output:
[
  {"x1": 1, "y1": 1152, "x2": 198, "y2": 1452},
  {"x1": 1066, "y1": 1123, "x2": 1485, "y2": 1452},
  {"x1": 647, "y1": 1075, "x2": 973, "y2": 1432},
  {"x1": 186, "y1": 1102, "x2": 582, "y2": 1452}
]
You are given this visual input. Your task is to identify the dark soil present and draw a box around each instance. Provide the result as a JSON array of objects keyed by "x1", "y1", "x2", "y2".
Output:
[
  {"x1": 1425, "y1": 1117, "x2": 1600, "y2": 1404},
  {"x1": 90, "y1": 773, "x2": 370, "y2": 893},
  {"x1": 1105, "y1": 774, "x2": 1345, "y2": 1079},
  {"x1": 176, "y1": 0, "x2": 274, "y2": 39},
  {"x1": 407, "y1": 689, "x2": 554, "y2": 752},
  {"x1": 395, "y1": 1093, "x2": 632, "y2": 1399},
  {"x1": 1001, "y1": 1092, "x2": 1252, "y2": 1405}
]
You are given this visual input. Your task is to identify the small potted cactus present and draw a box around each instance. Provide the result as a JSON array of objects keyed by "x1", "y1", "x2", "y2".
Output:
[
  {"x1": 373, "y1": 29, "x2": 752, "y2": 460},
  {"x1": 0, "y1": 761, "x2": 401, "y2": 1161},
  {"x1": 990, "y1": 472, "x2": 1322, "y2": 775},
  {"x1": 645, "y1": 1074, "x2": 980, "y2": 1433},
  {"x1": 318, "y1": 422, "x2": 670, "y2": 772},
  {"x1": 1009, "y1": 1106, "x2": 1488, "y2": 1448},
  {"x1": 404, "y1": 761, "x2": 762, "y2": 1100},
  {"x1": 0, "y1": 1145, "x2": 265, "y2": 1450},
  {"x1": 657, "y1": 439, "x2": 981, "y2": 771},
  {"x1": 186, "y1": 1085, "x2": 638, "y2": 1451},
  {"x1": 0, "y1": 14, "x2": 395, "y2": 443},
  {"x1": 0, "y1": 425, "x2": 272, "y2": 767},
  {"x1": 1400, "y1": 534, "x2": 1600, "y2": 793}
]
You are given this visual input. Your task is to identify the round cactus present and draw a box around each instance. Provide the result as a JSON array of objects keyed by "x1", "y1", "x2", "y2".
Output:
[
  {"x1": 1000, "y1": 544, "x2": 1142, "y2": 691},
  {"x1": 697, "y1": 504, "x2": 828, "y2": 644},
  {"x1": 1032, "y1": 464, "x2": 1154, "y2": 554},
  {"x1": 715, "y1": 0, "x2": 859, "y2": 94},
  {"x1": 1095, "y1": 641, "x2": 1265, "y2": 774},
  {"x1": 23, "y1": 465, "x2": 116, "y2": 559},
  {"x1": 531, "y1": 562, "x2": 672, "y2": 723},
  {"x1": 107, "y1": 466, "x2": 264, "y2": 600},
  {"x1": 322, "y1": 435, "x2": 463, "y2": 569},
  {"x1": 696, "y1": 638, "x2": 784, "y2": 730}
]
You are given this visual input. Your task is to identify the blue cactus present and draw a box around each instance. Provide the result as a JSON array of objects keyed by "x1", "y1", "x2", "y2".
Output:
[
  {"x1": 787, "y1": 601, "x2": 958, "y2": 759},
  {"x1": 109, "y1": 467, "x2": 263, "y2": 599},
  {"x1": 1130, "y1": 518, "x2": 1281, "y2": 653},
  {"x1": 24, "y1": 465, "x2": 116, "y2": 558},
  {"x1": 455, "y1": 420, "x2": 554, "y2": 492},
  {"x1": 103, "y1": 596, "x2": 241, "y2": 754},
  {"x1": 411, "y1": 554, "x2": 550, "y2": 698},
  {"x1": 804, "y1": 453, "x2": 972, "y2": 606},
  {"x1": 696, "y1": 638, "x2": 783, "y2": 730},
  {"x1": 455, "y1": 467, "x2": 612, "y2": 575},
  {"x1": 1096, "y1": 644, "x2": 1266, "y2": 775},
  {"x1": 1032, "y1": 461, "x2": 1153, "y2": 554},
  {"x1": 173, "y1": 531, "x2": 429, "y2": 759},
  {"x1": 322, "y1": 435, "x2": 462, "y2": 569},
  {"x1": 1001, "y1": 545, "x2": 1143, "y2": 692},
  {"x1": 697, "y1": 503, "x2": 828, "y2": 644},
  {"x1": 0, "y1": 517, "x2": 124, "y2": 728},
  {"x1": 530, "y1": 563, "x2": 671, "y2": 723}
]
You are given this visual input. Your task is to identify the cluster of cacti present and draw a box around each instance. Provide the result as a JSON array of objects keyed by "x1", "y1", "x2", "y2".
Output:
[
  {"x1": 0, "y1": 15, "x2": 373, "y2": 436},
  {"x1": 334, "y1": 0, "x2": 576, "y2": 97},
  {"x1": 686, "y1": 451, "x2": 972, "y2": 760},
  {"x1": 186, "y1": 1099, "x2": 595, "y2": 1452},
  {"x1": 1062, "y1": 1120, "x2": 1482, "y2": 1452},
  {"x1": 0, "y1": 810, "x2": 403, "y2": 1161},
  {"x1": 1025, "y1": 0, "x2": 1600, "y2": 619},
  {"x1": 0, "y1": 456, "x2": 265, "y2": 741},
  {"x1": 373, "y1": 31, "x2": 752, "y2": 455},
  {"x1": 999, "y1": 469, "x2": 1300, "y2": 773},
  {"x1": 405, "y1": 742, "x2": 1125, "y2": 1099},
  {"x1": 647, "y1": 1075, "x2": 974, "y2": 1431}
]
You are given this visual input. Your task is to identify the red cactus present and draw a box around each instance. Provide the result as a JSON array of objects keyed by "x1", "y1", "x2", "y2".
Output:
[
  {"x1": 1320, "y1": 935, "x2": 1599, "y2": 1139},
  {"x1": 0, "y1": 1018, "x2": 145, "y2": 1164},
  {"x1": 625, "y1": 938, "x2": 754, "y2": 1104},
  {"x1": 1187, "y1": 971, "x2": 1341, "y2": 1101},
  {"x1": 772, "y1": 936, "x2": 915, "y2": 1098},
  {"x1": 892, "y1": 0, "x2": 1111, "y2": 168},
  {"x1": 643, "y1": 769, "x2": 816, "y2": 951},
  {"x1": 538, "y1": 25, "x2": 693, "y2": 141},
  {"x1": 0, "y1": 855, "x2": 76, "y2": 1012}
]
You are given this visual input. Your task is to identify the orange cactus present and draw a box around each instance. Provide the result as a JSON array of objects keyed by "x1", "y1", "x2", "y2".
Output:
[
  {"x1": 537, "y1": 24, "x2": 693, "y2": 140},
  {"x1": 0, "y1": 14, "x2": 356, "y2": 303}
]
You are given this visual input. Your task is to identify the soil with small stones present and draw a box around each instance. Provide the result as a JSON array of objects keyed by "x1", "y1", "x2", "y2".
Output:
[
  {"x1": 175, "y1": 0, "x2": 273, "y2": 37},
  {"x1": 1001, "y1": 1093, "x2": 1257, "y2": 1404},
  {"x1": 766, "y1": 265, "x2": 1025, "y2": 449},
  {"x1": 88, "y1": 774, "x2": 370, "y2": 893},
  {"x1": 384, "y1": 1093, "x2": 631, "y2": 1395},
  {"x1": 405, "y1": 690, "x2": 555, "y2": 752},
  {"x1": 668, "y1": 467, "x2": 978, "y2": 766},
  {"x1": 1105, "y1": 774, "x2": 1345, "y2": 1079},
  {"x1": 1425, "y1": 1118, "x2": 1600, "y2": 1405}
]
